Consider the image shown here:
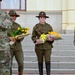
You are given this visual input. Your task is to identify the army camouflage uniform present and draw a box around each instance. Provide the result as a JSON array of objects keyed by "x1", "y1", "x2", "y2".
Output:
[
  {"x1": 31, "y1": 11, "x2": 54, "y2": 75},
  {"x1": 0, "y1": 10, "x2": 12, "y2": 75}
]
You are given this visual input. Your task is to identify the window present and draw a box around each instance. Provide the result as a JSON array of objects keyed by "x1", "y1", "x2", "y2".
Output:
[{"x1": 0, "y1": 0, "x2": 26, "y2": 10}]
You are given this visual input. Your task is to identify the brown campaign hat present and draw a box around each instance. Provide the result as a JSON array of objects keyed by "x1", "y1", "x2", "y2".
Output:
[
  {"x1": 8, "y1": 10, "x2": 20, "y2": 17},
  {"x1": 36, "y1": 11, "x2": 49, "y2": 18}
]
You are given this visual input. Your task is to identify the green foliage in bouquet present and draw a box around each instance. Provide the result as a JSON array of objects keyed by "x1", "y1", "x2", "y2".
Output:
[{"x1": 10, "y1": 27, "x2": 29, "y2": 38}]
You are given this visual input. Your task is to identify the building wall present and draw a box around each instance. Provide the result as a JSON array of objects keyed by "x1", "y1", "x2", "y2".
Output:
[
  {"x1": 27, "y1": 0, "x2": 62, "y2": 11},
  {"x1": 62, "y1": 0, "x2": 75, "y2": 33},
  {"x1": 12, "y1": 0, "x2": 75, "y2": 34}
]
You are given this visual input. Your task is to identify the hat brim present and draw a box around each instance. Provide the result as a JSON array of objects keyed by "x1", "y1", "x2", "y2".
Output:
[
  {"x1": 36, "y1": 16, "x2": 49, "y2": 18},
  {"x1": 10, "y1": 14, "x2": 20, "y2": 17}
]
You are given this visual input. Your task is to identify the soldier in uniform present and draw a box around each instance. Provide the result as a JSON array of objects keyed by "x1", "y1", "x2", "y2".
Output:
[
  {"x1": 31, "y1": 11, "x2": 54, "y2": 75},
  {"x1": 0, "y1": 10, "x2": 12, "y2": 75},
  {"x1": 7, "y1": 10, "x2": 24, "y2": 75}
]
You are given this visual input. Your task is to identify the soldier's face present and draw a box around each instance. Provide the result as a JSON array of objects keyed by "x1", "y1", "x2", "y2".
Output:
[
  {"x1": 10, "y1": 15, "x2": 17, "y2": 21},
  {"x1": 39, "y1": 17, "x2": 46, "y2": 24}
]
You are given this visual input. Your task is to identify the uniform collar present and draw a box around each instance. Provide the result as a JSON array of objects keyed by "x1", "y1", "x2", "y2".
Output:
[{"x1": 39, "y1": 22, "x2": 46, "y2": 25}]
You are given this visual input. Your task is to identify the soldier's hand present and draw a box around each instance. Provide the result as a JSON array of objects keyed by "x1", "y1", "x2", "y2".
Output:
[
  {"x1": 17, "y1": 36, "x2": 23, "y2": 40},
  {"x1": 47, "y1": 35, "x2": 54, "y2": 41},
  {"x1": 36, "y1": 39, "x2": 43, "y2": 44},
  {"x1": 9, "y1": 37, "x2": 16, "y2": 42}
]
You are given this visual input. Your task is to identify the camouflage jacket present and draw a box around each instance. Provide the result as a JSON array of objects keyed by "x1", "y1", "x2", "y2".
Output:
[{"x1": 0, "y1": 10, "x2": 12, "y2": 51}]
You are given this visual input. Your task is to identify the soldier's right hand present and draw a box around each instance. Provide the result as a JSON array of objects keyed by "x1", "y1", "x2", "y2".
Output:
[
  {"x1": 36, "y1": 39, "x2": 43, "y2": 44},
  {"x1": 9, "y1": 37, "x2": 16, "y2": 42}
]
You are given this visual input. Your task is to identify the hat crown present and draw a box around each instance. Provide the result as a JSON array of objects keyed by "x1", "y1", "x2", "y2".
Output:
[
  {"x1": 9, "y1": 10, "x2": 16, "y2": 15},
  {"x1": 39, "y1": 11, "x2": 46, "y2": 16},
  {"x1": 8, "y1": 10, "x2": 20, "y2": 17}
]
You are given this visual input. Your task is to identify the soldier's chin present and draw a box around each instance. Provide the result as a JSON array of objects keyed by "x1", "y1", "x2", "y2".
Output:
[{"x1": 40, "y1": 21, "x2": 45, "y2": 24}]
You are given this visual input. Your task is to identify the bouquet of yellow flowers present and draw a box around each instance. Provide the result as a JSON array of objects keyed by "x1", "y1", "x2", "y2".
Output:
[
  {"x1": 48, "y1": 31, "x2": 62, "y2": 40},
  {"x1": 40, "y1": 31, "x2": 62, "y2": 43},
  {"x1": 10, "y1": 27, "x2": 29, "y2": 38},
  {"x1": 10, "y1": 27, "x2": 30, "y2": 45}
]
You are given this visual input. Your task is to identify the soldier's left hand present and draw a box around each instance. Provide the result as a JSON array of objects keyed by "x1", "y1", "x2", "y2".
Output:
[{"x1": 47, "y1": 35, "x2": 54, "y2": 41}]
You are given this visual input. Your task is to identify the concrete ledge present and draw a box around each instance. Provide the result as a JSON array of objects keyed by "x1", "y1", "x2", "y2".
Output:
[
  {"x1": 12, "y1": 68, "x2": 75, "y2": 74},
  {"x1": 12, "y1": 61, "x2": 75, "y2": 69}
]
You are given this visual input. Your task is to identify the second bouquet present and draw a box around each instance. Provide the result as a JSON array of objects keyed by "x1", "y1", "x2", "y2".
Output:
[
  {"x1": 39, "y1": 31, "x2": 62, "y2": 43},
  {"x1": 10, "y1": 27, "x2": 30, "y2": 45}
]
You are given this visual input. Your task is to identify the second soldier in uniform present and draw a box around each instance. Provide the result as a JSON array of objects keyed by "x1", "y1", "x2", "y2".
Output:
[
  {"x1": 31, "y1": 11, "x2": 54, "y2": 75},
  {"x1": 7, "y1": 10, "x2": 24, "y2": 75}
]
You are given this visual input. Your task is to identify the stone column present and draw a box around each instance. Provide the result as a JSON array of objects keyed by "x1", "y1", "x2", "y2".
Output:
[{"x1": 62, "y1": 0, "x2": 75, "y2": 34}]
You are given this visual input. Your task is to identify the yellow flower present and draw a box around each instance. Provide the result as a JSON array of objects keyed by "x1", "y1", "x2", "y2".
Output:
[
  {"x1": 18, "y1": 27, "x2": 20, "y2": 30},
  {"x1": 22, "y1": 29, "x2": 25, "y2": 32},
  {"x1": 26, "y1": 28, "x2": 30, "y2": 30},
  {"x1": 48, "y1": 32, "x2": 51, "y2": 34},
  {"x1": 24, "y1": 30, "x2": 28, "y2": 32},
  {"x1": 48, "y1": 31, "x2": 61, "y2": 39},
  {"x1": 56, "y1": 33, "x2": 60, "y2": 38},
  {"x1": 40, "y1": 33, "x2": 46, "y2": 43},
  {"x1": 26, "y1": 32, "x2": 29, "y2": 34},
  {"x1": 14, "y1": 36, "x2": 18, "y2": 39}
]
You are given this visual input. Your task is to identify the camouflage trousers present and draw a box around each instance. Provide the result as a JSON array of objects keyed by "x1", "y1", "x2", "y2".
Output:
[{"x1": 0, "y1": 50, "x2": 11, "y2": 75}]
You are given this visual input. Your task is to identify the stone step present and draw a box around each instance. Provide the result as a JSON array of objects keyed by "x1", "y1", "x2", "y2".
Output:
[
  {"x1": 52, "y1": 45, "x2": 75, "y2": 50},
  {"x1": 23, "y1": 50, "x2": 75, "y2": 56},
  {"x1": 13, "y1": 74, "x2": 74, "y2": 75},
  {"x1": 53, "y1": 40, "x2": 74, "y2": 45},
  {"x1": 12, "y1": 61, "x2": 75, "y2": 69},
  {"x1": 12, "y1": 74, "x2": 75, "y2": 75},
  {"x1": 22, "y1": 45, "x2": 75, "y2": 51},
  {"x1": 13, "y1": 56, "x2": 75, "y2": 62},
  {"x1": 12, "y1": 73, "x2": 75, "y2": 75},
  {"x1": 12, "y1": 68, "x2": 75, "y2": 74},
  {"x1": 51, "y1": 50, "x2": 75, "y2": 56}
]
